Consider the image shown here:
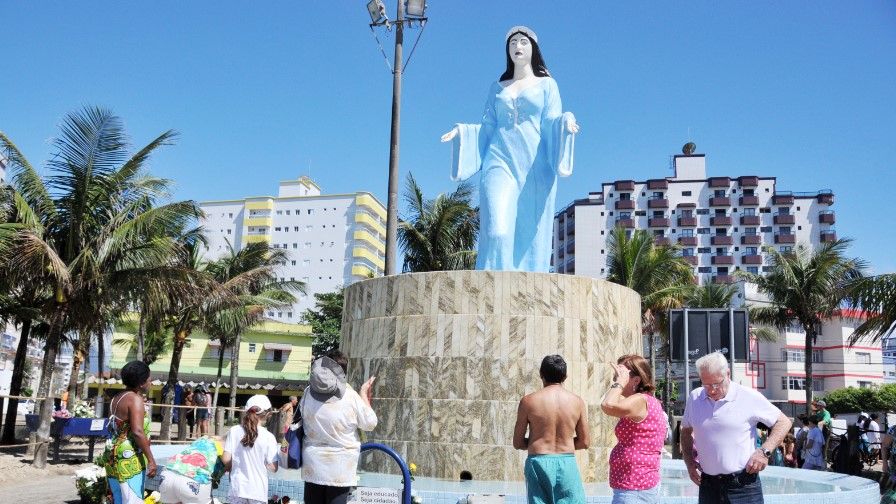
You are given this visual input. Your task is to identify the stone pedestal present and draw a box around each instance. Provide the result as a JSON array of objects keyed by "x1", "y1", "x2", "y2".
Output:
[{"x1": 341, "y1": 271, "x2": 641, "y2": 482}]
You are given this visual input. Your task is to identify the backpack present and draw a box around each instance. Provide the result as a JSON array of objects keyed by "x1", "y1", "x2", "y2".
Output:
[{"x1": 194, "y1": 392, "x2": 208, "y2": 407}]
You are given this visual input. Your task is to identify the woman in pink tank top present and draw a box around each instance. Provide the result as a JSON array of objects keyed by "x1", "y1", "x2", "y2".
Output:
[{"x1": 601, "y1": 354, "x2": 667, "y2": 504}]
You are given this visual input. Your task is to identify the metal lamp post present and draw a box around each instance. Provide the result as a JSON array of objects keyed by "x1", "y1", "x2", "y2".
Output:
[{"x1": 366, "y1": 0, "x2": 428, "y2": 276}]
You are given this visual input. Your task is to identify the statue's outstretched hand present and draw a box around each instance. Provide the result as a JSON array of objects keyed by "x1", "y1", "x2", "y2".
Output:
[
  {"x1": 441, "y1": 127, "x2": 459, "y2": 142},
  {"x1": 566, "y1": 117, "x2": 580, "y2": 134}
]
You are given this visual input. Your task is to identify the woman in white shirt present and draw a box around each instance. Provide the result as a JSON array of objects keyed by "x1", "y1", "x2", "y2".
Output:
[
  {"x1": 222, "y1": 395, "x2": 279, "y2": 504},
  {"x1": 301, "y1": 351, "x2": 377, "y2": 504}
]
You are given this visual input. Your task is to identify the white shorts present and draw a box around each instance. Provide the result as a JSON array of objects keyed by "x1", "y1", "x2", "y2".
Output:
[{"x1": 158, "y1": 470, "x2": 213, "y2": 504}]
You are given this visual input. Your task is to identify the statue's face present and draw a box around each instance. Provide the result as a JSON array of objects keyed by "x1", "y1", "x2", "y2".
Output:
[{"x1": 508, "y1": 33, "x2": 532, "y2": 65}]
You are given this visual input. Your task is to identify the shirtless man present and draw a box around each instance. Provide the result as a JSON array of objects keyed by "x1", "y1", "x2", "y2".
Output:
[{"x1": 513, "y1": 354, "x2": 589, "y2": 504}]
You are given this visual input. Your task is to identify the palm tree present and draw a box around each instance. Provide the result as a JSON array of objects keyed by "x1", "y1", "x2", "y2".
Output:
[
  {"x1": 605, "y1": 228, "x2": 694, "y2": 416},
  {"x1": 113, "y1": 317, "x2": 174, "y2": 366},
  {"x1": 203, "y1": 241, "x2": 303, "y2": 418},
  {"x1": 0, "y1": 107, "x2": 202, "y2": 466},
  {"x1": 741, "y1": 240, "x2": 865, "y2": 415},
  {"x1": 686, "y1": 282, "x2": 738, "y2": 308},
  {"x1": 398, "y1": 173, "x2": 478, "y2": 272},
  {"x1": 848, "y1": 273, "x2": 896, "y2": 343}
]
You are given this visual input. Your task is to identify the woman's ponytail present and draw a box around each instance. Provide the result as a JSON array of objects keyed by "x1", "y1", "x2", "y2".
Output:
[{"x1": 241, "y1": 407, "x2": 260, "y2": 447}]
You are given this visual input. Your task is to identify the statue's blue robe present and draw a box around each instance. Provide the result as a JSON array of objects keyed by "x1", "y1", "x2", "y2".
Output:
[{"x1": 452, "y1": 76, "x2": 576, "y2": 272}]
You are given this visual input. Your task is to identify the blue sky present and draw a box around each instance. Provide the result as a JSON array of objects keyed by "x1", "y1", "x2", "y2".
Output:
[{"x1": 2, "y1": 1, "x2": 895, "y2": 273}]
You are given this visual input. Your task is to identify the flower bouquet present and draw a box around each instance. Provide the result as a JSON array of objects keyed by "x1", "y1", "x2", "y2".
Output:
[
  {"x1": 73, "y1": 465, "x2": 108, "y2": 504},
  {"x1": 72, "y1": 400, "x2": 96, "y2": 418}
]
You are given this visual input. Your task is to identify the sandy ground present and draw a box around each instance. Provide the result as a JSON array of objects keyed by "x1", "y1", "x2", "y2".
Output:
[{"x1": 0, "y1": 440, "x2": 95, "y2": 501}]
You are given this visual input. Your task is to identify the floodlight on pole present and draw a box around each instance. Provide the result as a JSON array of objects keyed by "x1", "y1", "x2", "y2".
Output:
[{"x1": 366, "y1": 0, "x2": 428, "y2": 276}]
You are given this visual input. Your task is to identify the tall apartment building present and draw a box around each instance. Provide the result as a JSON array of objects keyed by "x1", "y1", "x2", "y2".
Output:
[
  {"x1": 200, "y1": 176, "x2": 386, "y2": 318},
  {"x1": 553, "y1": 150, "x2": 836, "y2": 283}
]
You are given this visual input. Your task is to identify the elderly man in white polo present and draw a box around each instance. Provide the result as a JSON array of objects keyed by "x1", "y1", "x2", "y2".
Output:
[{"x1": 680, "y1": 352, "x2": 792, "y2": 504}]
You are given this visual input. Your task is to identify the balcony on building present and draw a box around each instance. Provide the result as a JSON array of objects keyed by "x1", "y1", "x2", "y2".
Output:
[
  {"x1": 711, "y1": 254, "x2": 734, "y2": 265},
  {"x1": 678, "y1": 216, "x2": 697, "y2": 227},
  {"x1": 556, "y1": 246, "x2": 565, "y2": 259},
  {"x1": 774, "y1": 232, "x2": 796, "y2": 244},
  {"x1": 683, "y1": 255, "x2": 698, "y2": 265},
  {"x1": 654, "y1": 236, "x2": 670, "y2": 246},
  {"x1": 713, "y1": 275, "x2": 735, "y2": 284},
  {"x1": 616, "y1": 217, "x2": 635, "y2": 228},
  {"x1": 709, "y1": 196, "x2": 731, "y2": 206},
  {"x1": 711, "y1": 235, "x2": 734, "y2": 245},
  {"x1": 678, "y1": 236, "x2": 698, "y2": 246},
  {"x1": 739, "y1": 195, "x2": 760, "y2": 206},
  {"x1": 773, "y1": 214, "x2": 796, "y2": 225},
  {"x1": 710, "y1": 215, "x2": 733, "y2": 226},
  {"x1": 648, "y1": 217, "x2": 670, "y2": 227},
  {"x1": 647, "y1": 179, "x2": 668, "y2": 190},
  {"x1": 648, "y1": 196, "x2": 669, "y2": 208},
  {"x1": 742, "y1": 254, "x2": 763, "y2": 265},
  {"x1": 615, "y1": 199, "x2": 636, "y2": 210},
  {"x1": 614, "y1": 180, "x2": 636, "y2": 191},
  {"x1": 565, "y1": 219, "x2": 575, "y2": 235},
  {"x1": 738, "y1": 176, "x2": 760, "y2": 187},
  {"x1": 817, "y1": 190, "x2": 834, "y2": 205},
  {"x1": 772, "y1": 192, "x2": 794, "y2": 205},
  {"x1": 820, "y1": 230, "x2": 837, "y2": 243},
  {"x1": 708, "y1": 177, "x2": 731, "y2": 188},
  {"x1": 819, "y1": 211, "x2": 835, "y2": 224},
  {"x1": 740, "y1": 215, "x2": 760, "y2": 225},
  {"x1": 566, "y1": 259, "x2": 575, "y2": 274},
  {"x1": 566, "y1": 239, "x2": 576, "y2": 254},
  {"x1": 741, "y1": 235, "x2": 762, "y2": 245}
]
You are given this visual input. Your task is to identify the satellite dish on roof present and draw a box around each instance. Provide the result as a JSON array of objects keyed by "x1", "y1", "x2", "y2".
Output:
[{"x1": 682, "y1": 142, "x2": 697, "y2": 155}]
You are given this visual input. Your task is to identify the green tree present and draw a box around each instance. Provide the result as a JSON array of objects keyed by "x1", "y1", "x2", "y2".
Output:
[
  {"x1": 398, "y1": 173, "x2": 478, "y2": 272},
  {"x1": 848, "y1": 273, "x2": 896, "y2": 344},
  {"x1": 203, "y1": 241, "x2": 304, "y2": 417},
  {"x1": 303, "y1": 288, "x2": 345, "y2": 356},
  {"x1": 686, "y1": 282, "x2": 737, "y2": 308},
  {"x1": 0, "y1": 107, "x2": 202, "y2": 466},
  {"x1": 605, "y1": 228, "x2": 694, "y2": 416},
  {"x1": 742, "y1": 240, "x2": 865, "y2": 416}
]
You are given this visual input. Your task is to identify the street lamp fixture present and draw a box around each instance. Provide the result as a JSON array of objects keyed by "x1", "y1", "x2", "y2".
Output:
[{"x1": 366, "y1": 0, "x2": 428, "y2": 276}]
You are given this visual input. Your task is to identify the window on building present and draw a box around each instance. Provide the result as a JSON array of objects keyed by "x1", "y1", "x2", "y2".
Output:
[
  {"x1": 779, "y1": 226, "x2": 792, "y2": 235},
  {"x1": 746, "y1": 247, "x2": 758, "y2": 255},
  {"x1": 714, "y1": 209, "x2": 726, "y2": 216},
  {"x1": 229, "y1": 213, "x2": 233, "y2": 218},
  {"x1": 273, "y1": 349, "x2": 284, "y2": 362},
  {"x1": 294, "y1": 226, "x2": 299, "y2": 231},
  {"x1": 697, "y1": 247, "x2": 711, "y2": 254},
  {"x1": 275, "y1": 227, "x2": 281, "y2": 231},
  {"x1": 308, "y1": 209, "x2": 313, "y2": 215},
  {"x1": 248, "y1": 343, "x2": 257, "y2": 353},
  {"x1": 715, "y1": 229, "x2": 727, "y2": 236},
  {"x1": 277, "y1": 211, "x2": 282, "y2": 215},
  {"x1": 635, "y1": 210, "x2": 646, "y2": 216},
  {"x1": 760, "y1": 226, "x2": 773, "y2": 232},
  {"x1": 286, "y1": 210, "x2": 291, "y2": 215},
  {"x1": 742, "y1": 208, "x2": 756, "y2": 216},
  {"x1": 781, "y1": 376, "x2": 825, "y2": 391},
  {"x1": 782, "y1": 348, "x2": 823, "y2": 363},
  {"x1": 746, "y1": 266, "x2": 759, "y2": 274},
  {"x1": 698, "y1": 267, "x2": 711, "y2": 273},
  {"x1": 619, "y1": 193, "x2": 631, "y2": 201},
  {"x1": 697, "y1": 228, "x2": 710, "y2": 234},
  {"x1": 714, "y1": 189, "x2": 726, "y2": 197},
  {"x1": 777, "y1": 207, "x2": 790, "y2": 215},
  {"x1": 652, "y1": 191, "x2": 664, "y2": 199},
  {"x1": 227, "y1": 229, "x2": 231, "y2": 235},
  {"x1": 760, "y1": 207, "x2": 771, "y2": 213},
  {"x1": 681, "y1": 209, "x2": 693, "y2": 218},
  {"x1": 619, "y1": 211, "x2": 631, "y2": 219},
  {"x1": 743, "y1": 189, "x2": 755, "y2": 196},
  {"x1": 856, "y1": 352, "x2": 871, "y2": 364},
  {"x1": 696, "y1": 209, "x2": 710, "y2": 215},
  {"x1": 744, "y1": 227, "x2": 757, "y2": 235},
  {"x1": 682, "y1": 248, "x2": 695, "y2": 257},
  {"x1": 291, "y1": 260, "x2": 296, "y2": 266},
  {"x1": 682, "y1": 191, "x2": 692, "y2": 196},
  {"x1": 858, "y1": 381, "x2": 873, "y2": 388},
  {"x1": 681, "y1": 229, "x2": 694, "y2": 237}
]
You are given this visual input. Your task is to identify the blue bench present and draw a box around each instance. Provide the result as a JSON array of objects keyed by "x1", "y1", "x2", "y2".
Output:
[{"x1": 25, "y1": 415, "x2": 111, "y2": 463}]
